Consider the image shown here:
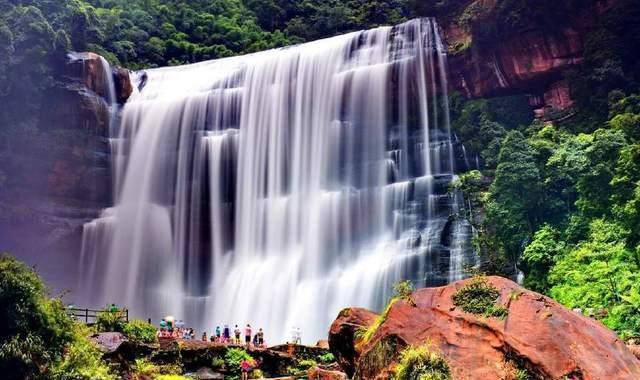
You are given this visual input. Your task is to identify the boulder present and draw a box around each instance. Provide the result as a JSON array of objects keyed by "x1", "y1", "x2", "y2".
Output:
[
  {"x1": 113, "y1": 67, "x2": 133, "y2": 104},
  {"x1": 195, "y1": 367, "x2": 224, "y2": 380},
  {"x1": 66, "y1": 52, "x2": 133, "y2": 104},
  {"x1": 91, "y1": 332, "x2": 127, "y2": 354},
  {"x1": 330, "y1": 276, "x2": 640, "y2": 380},
  {"x1": 66, "y1": 52, "x2": 112, "y2": 99},
  {"x1": 307, "y1": 367, "x2": 348, "y2": 380},
  {"x1": 328, "y1": 307, "x2": 378, "y2": 378},
  {"x1": 628, "y1": 344, "x2": 640, "y2": 361}
]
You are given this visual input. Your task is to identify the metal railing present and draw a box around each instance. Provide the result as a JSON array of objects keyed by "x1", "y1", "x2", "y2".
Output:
[{"x1": 66, "y1": 307, "x2": 129, "y2": 324}]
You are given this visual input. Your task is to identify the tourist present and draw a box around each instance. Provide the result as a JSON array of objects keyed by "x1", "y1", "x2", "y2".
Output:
[
  {"x1": 240, "y1": 358, "x2": 255, "y2": 380},
  {"x1": 234, "y1": 324, "x2": 241, "y2": 344},
  {"x1": 245, "y1": 324, "x2": 252, "y2": 346},
  {"x1": 215, "y1": 325, "x2": 221, "y2": 342},
  {"x1": 257, "y1": 328, "x2": 264, "y2": 347},
  {"x1": 202, "y1": 332, "x2": 208, "y2": 341},
  {"x1": 223, "y1": 324, "x2": 231, "y2": 343},
  {"x1": 291, "y1": 327, "x2": 301, "y2": 344}
]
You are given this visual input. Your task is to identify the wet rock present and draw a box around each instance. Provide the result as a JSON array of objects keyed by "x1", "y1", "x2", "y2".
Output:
[
  {"x1": 328, "y1": 307, "x2": 377, "y2": 378},
  {"x1": 66, "y1": 52, "x2": 112, "y2": 99},
  {"x1": 330, "y1": 276, "x2": 640, "y2": 380},
  {"x1": 113, "y1": 67, "x2": 133, "y2": 104}
]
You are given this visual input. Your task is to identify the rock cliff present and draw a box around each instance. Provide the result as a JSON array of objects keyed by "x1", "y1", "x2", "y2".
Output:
[
  {"x1": 0, "y1": 52, "x2": 131, "y2": 292},
  {"x1": 329, "y1": 276, "x2": 640, "y2": 380},
  {"x1": 441, "y1": 0, "x2": 619, "y2": 121}
]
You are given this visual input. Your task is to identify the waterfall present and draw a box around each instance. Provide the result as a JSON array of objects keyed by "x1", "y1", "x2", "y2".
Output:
[{"x1": 79, "y1": 18, "x2": 477, "y2": 343}]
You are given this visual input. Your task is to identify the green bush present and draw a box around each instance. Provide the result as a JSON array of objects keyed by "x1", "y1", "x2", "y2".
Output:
[
  {"x1": 51, "y1": 324, "x2": 115, "y2": 380},
  {"x1": 318, "y1": 352, "x2": 335, "y2": 363},
  {"x1": 393, "y1": 280, "x2": 415, "y2": 301},
  {"x1": 132, "y1": 358, "x2": 182, "y2": 378},
  {"x1": 95, "y1": 309, "x2": 126, "y2": 333},
  {"x1": 0, "y1": 254, "x2": 74, "y2": 379},
  {"x1": 452, "y1": 277, "x2": 508, "y2": 319},
  {"x1": 211, "y1": 356, "x2": 225, "y2": 369},
  {"x1": 288, "y1": 359, "x2": 317, "y2": 377},
  {"x1": 225, "y1": 348, "x2": 254, "y2": 379},
  {"x1": 297, "y1": 359, "x2": 317, "y2": 369},
  {"x1": 123, "y1": 320, "x2": 157, "y2": 344},
  {"x1": 395, "y1": 345, "x2": 451, "y2": 380}
]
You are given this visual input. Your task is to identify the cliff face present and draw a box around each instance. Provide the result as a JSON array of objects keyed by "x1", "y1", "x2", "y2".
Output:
[
  {"x1": 441, "y1": 0, "x2": 618, "y2": 121},
  {"x1": 0, "y1": 53, "x2": 131, "y2": 291}
]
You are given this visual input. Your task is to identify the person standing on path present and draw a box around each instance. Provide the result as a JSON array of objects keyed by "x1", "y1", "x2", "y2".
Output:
[
  {"x1": 245, "y1": 324, "x2": 252, "y2": 347},
  {"x1": 223, "y1": 324, "x2": 231, "y2": 343},
  {"x1": 257, "y1": 328, "x2": 264, "y2": 347},
  {"x1": 234, "y1": 324, "x2": 241, "y2": 344}
]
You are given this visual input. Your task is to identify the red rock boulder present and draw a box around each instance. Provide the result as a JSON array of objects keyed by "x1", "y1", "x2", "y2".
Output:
[
  {"x1": 328, "y1": 307, "x2": 378, "y2": 378},
  {"x1": 307, "y1": 367, "x2": 348, "y2": 380},
  {"x1": 330, "y1": 276, "x2": 640, "y2": 380}
]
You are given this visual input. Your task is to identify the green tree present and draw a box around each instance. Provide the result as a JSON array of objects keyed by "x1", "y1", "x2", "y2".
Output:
[
  {"x1": 520, "y1": 225, "x2": 564, "y2": 293},
  {"x1": 486, "y1": 131, "x2": 542, "y2": 256},
  {"x1": 0, "y1": 254, "x2": 73, "y2": 379}
]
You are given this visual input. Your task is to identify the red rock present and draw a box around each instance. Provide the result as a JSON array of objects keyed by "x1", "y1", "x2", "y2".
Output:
[
  {"x1": 307, "y1": 367, "x2": 348, "y2": 380},
  {"x1": 332, "y1": 276, "x2": 640, "y2": 380},
  {"x1": 113, "y1": 67, "x2": 133, "y2": 104},
  {"x1": 316, "y1": 339, "x2": 330, "y2": 349},
  {"x1": 328, "y1": 307, "x2": 378, "y2": 378},
  {"x1": 445, "y1": 0, "x2": 621, "y2": 118},
  {"x1": 66, "y1": 52, "x2": 111, "y2": 99},
  {"x1": 628, "y1": 344, "x2": 640, "y2": 361}
]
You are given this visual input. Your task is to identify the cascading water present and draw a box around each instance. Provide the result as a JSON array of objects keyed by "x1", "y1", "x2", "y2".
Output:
[{"x1": 80, "y1": 18, "x2": 478, "y2": 343}]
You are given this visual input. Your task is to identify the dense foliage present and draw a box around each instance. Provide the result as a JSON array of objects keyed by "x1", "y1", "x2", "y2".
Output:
[
  {"x1": 450, "y1": 0, "x2": 640, "y2": 339},
  {"x1": 0, "y1": 254, "x2": 113, "y2": 379},
  {"x1": 123, "y1": 319, "x2": 158, "y2": 344}
]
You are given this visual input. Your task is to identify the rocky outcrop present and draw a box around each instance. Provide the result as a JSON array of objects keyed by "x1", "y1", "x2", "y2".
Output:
[
  {"x1": 330, "y1": 276, "x2": 640, "y2": 380},
  {"x1": 0, "y1": 52, "x2": 132, "y2": 293},
  {"x1": 328, "y1": 307, "x2": 378, "y2": 378},
  {"x1": 113, "y1": 67, "x2": 133, "y2": 104},
  {"x1": 442, "y1": 0, "x2": 619, "y2": 121},
  {"x1": 91, "y1": 332, "x2": 129, "y2": 354}
]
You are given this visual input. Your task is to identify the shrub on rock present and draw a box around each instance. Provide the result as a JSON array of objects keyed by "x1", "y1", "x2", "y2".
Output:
[
  {"x1": 452, "y1": 276, "x2": 508, "y2": 318},
  {"x1": 123, "y1": 320, "x2": 157, "y2": 344},
  {"x1": 395, "y1": 345, "x2": 451, "y2": 380}
]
